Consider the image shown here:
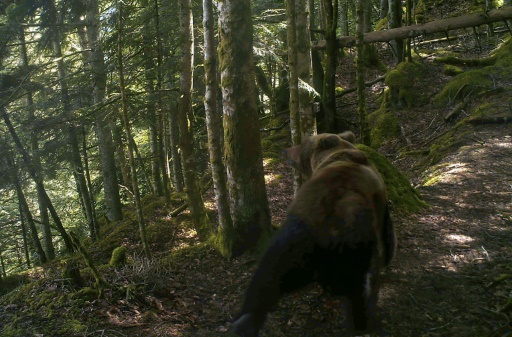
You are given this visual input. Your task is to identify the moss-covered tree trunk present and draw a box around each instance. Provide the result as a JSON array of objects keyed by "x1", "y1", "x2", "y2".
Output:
[
  {"x1": 218, "y1": 0, "x2": 272, "y2": 257},
  {"x1": 178, "y1": 0, "x2": 210, "y2": 240},
  {"x1": 389, "y1": 0, "x2": 403, "y2": 64},
  {"x1": 117, "y1": 2, "x2": 152, "y2": 259},
  {"x1": 203, "y1": 0, "x2": 233, "y2": 241},
  {"x1": 296, "y1": 0, "x2": 316, "y2": 137}
]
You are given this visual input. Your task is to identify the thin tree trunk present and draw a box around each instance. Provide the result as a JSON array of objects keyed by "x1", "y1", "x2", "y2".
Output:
[
  {"x1": 218, "y1": 0, "x2": 272, "y2": 257},
  {"x1": 356, "y1": 0, "x2": 370, "y2": 145},
  {"x1": 340, "y1": 0, "x2": 349, "y2": 36},
  {"x1": 320, "y1": 0, "x2": 342, "y2": 133},
  {"x1": 153, "y1": 0, "x2": 171, "y2": 203},
  {"x1": 19, "y1": 26, "x2": 55, "y2": 260},
  {"x1": 169, "y1": 101, "x2": 184, "y2": 192},
  {"x1": 48, "y1": 0, "x2": 97, "y2": 239},
  {"x1": 117, "y1": 2, "x2": 152, "y2": 258},
  {"x1": 112, "y1": 124, "x2": 133, "y2": 193},
  {"x1": 287, "y1": 0, "x2": 302, "y2": 195},
  {"x1": 178, "y1": 0, "x2": 210, "y2": 239},
  {"x1": 389, "y1": 0, "x2": 404, "y2": 63},
  {"x1": 86, "y1": 0, "x2": 123, "y2": 222},
  {"x1": 142, "y1": 0, "x2": 164, "y2": 197},
  {"x1": 203, "y1": 0, "x2": 233, "y2": 236},
  {"x1": 296, "y1": 0, "x2": 316, "y2": 137},
  {"x1": 310, "y1": 0, "x2": 324, "y2": 96},
  {"x1": 2, "y1": 111, "x2": 74, "y2": 253},
  {"x1": 6, "y1": 151, "x2": 47, "y2": 264}
]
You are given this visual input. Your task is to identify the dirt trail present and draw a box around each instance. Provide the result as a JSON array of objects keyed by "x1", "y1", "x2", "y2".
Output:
[{"x1": 382, "y1": 125, "x2": 512, "y2": 337}]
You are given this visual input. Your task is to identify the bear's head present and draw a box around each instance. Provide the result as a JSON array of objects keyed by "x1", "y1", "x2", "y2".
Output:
[{"x1": 284, "y1": 131, "x2": 368, "y2": 178}]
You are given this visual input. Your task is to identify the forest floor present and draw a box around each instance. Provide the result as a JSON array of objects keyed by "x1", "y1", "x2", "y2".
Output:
[
  {"x1": 2, "y1": 13, "x2": 512, "y2": 337},
  {"x1": 2, "y1": 85, "x2": 511, "y2": 337}
]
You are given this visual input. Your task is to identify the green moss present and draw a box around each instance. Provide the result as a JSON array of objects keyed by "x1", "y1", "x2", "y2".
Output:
[
  {"x1": 443, "y1": 64, "x2": 464, "y2": 76},
  {"x1": 357, "y1": 144, "x2": 428, "y2": 214},
  {"x1": 109, "y1": 246, "x2": 127, "y2": 267},
  {"x1": 434, "y1": 37, "x2": 512, "y2": 106},
  {"x1": 433, "y1": 69, "x2": 493, "y2": 105},
  {"x1": 58, "y1": 319, "x2": 87, "y2": 334},
  {"x1": 385, "y1": 61, "x2": 427, "y2": 108},
  {"x1": 368, "y1": 104, "x2": 401, "y2": 149},
  {"x1": 0, "y1": 274, "x2": 29, "y2": 295}
]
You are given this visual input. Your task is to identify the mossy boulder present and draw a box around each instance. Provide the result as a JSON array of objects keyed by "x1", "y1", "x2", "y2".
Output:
[
  {"x1": 357, "y1": 144, "x2": 428, "y2": 214},
  {"x1": 109, "y1": 246, "x2": 127, "y2": 267},
  {"x1": 385, "y1": 61, "x2": 427, "y2": 108},
  {"x1": 434, "y1": 38, "x2": 512, "y2": 106},
  {"x1": 368, "y1": 104, "x2": 401, "y2": 149}
]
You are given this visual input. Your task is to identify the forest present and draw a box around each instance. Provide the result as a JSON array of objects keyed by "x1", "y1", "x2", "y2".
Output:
[{"x1": 0, "y1": 0, "x2": 511, "y2": 336}]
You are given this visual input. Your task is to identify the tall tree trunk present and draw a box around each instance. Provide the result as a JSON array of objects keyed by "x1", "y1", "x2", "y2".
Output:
[
  {"x1": 117, "y1": 2, "x2": 152, "y2": 258},
  {"x1": 2, "y1": 111, "x2": 74, "y2": 253},
  {"x1": 296, "y1": 0, "x2": 316, "y2": 137},
  {"x1": 48, "y1": 0, "x2": 97, "y2": 239},
  {"x1": 154, "y1": 0, "x2": 171, "y2": 203},
  {"x1": 287, "y1": 0, "x2": 302, "y2": 195},
  {"x1": 19, "y1": 26, "x2": 55, "y2": 260},
  {"x1": 218, "y1": 0, "x2": 272, "y2": 257},
  {"x1": 203, "y1": 0, "x2": 233, "y2": 238},
  {"x1": 113, "y1": 124, "x2": 133, "y2": 193},
  {"x1": 5, "y1": 150, "x2": 47, "y2": 264},
  {"x1": 340, "y1": 0, "x2": 349, "y2": 36},
  {"x1": 178, "y1": 0, "x2": 210, "y2": 239},
  {"x1": 169, "y1": 101, "x2": 184, "y2": 192},
  {"x1": 319, "y1": 0, "x2": 342, "y2": 133},
  {"x1": 310, "y1": 0, "x2": 324, "y2": 97},
  {"x1": 142, "y1": 0, "x2": 164, "y2": 197},
  {"x1": 389, "y1": 0, "x2": 403, "y2": 64},
  {"x1": 86, "y1": 0, "x2": 123, "y2": 222},
  {"x1": 356, "y1": 0, "x2": 370, "y2": 145}
]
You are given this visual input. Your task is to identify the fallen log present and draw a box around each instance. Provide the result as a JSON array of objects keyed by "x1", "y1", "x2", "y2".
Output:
[{"x1": 313, "y1": 7, "x2": 512, "y2": 49}]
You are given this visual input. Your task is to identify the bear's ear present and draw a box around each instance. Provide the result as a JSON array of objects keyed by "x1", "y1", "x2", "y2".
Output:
[
  {"x1": 317, "y1": 134, "x2": 343, "y2": 151},
  {"x1": 283, "y1": 145, "x2": 302, "y2": 168},
  {"x1": 338, "y1": 131, "x2": 356, "y2": 144}
]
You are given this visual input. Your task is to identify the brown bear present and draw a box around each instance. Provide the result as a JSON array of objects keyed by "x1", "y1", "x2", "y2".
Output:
[{"x1": 231, "y1": 132, "x2": 396, "y2": 337}]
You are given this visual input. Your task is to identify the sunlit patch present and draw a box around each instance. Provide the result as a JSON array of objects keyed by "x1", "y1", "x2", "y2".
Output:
[{"x1": 445, "y1": 233, "x2": 474, "y2": 243}]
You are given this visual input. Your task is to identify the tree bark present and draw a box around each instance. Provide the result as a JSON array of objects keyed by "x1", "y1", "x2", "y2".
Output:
[
  {"x1": 2, "y1": 111, "x2": 74, "y2": 253},
  {"x1": 5, "y1": 151, "x2": 47, "y2": 264},
  {"x1": 19, "y1": 26, "x2": 55, "y2": 260},
  {"x1": 319, "y1": 0, "x2": 343, "y2": 133},
  {"x1": 203, "y1": 0, "x2": 233, "y2": 236},
  {"x1": 218, "y1": 0, "x2": 272, "y2": 257},
  {"x1": 356, "y1": 0, "x2": 370, "y2": 145},
  {"x1": 117, "y1": 2, "x2": 152, "y2": 259},
  {"x1": 179, "y1": 0, "x2": 210, "y2": 239},
  {"x1": 313, "y1": 6, "x2": 512, "y2": 49},
  {"x1": 86, "y1": 0, "x2": 123, "y2": 222},
  {"x1": 296, "y1": 0, "x2": 315, "y2": 137},
  {"x1": 287, "y1": 0, "x2": 302, "y2": 195}
]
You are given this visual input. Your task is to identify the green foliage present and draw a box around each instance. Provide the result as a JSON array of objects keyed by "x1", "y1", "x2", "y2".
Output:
[{"x1": 357, "y1": 144, "x2": 428, "y2": 214}]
